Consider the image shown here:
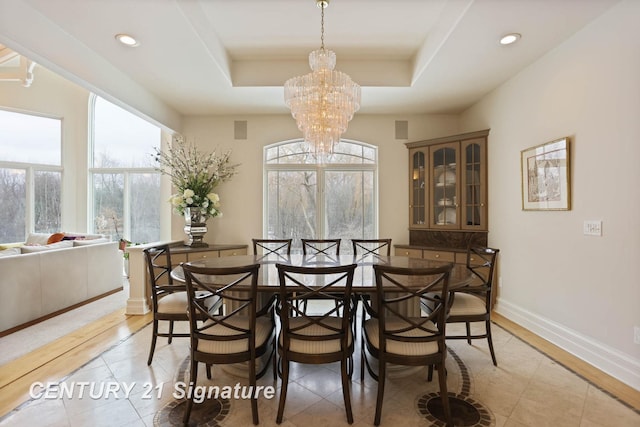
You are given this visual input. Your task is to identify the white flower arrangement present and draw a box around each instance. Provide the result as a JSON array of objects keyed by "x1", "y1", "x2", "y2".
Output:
[{"x1": 153, "y1": 135, "x2": 238, "y2": 219}]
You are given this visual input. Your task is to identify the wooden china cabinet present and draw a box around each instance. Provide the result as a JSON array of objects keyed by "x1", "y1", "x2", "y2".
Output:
[{"x1": 397, "y1": 129, "x2": 490, "y2": 263}]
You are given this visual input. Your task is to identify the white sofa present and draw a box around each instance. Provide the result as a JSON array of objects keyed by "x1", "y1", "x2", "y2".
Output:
[{"x1": 0, "y1": 233, "x2": 123, "y2": 334}]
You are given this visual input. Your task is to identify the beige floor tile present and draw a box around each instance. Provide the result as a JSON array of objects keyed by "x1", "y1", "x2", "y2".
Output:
[
  {"x1": 0, "y1": 397, "x2": 70, "y2": 427},
  {"x1": 286, "y1": 398, "x2": 355, "y2": 427},
  {"x1": 65, "y1": 398, "x2": 140, "y2": 427},
  {"x1": 2, "y1": 306, "x2": 640, "y2": 427},
  {"x1": 580, "y1": 385, "x2": 640, "y2": 427},
  {"x1": 509, "y1": 394, "x2": 582, "y2": 427},
  {"x1": 271, "y1": 380, "x2": 325, "y2": 421}
]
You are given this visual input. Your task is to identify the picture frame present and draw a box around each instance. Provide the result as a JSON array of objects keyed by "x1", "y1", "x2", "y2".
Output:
[{"x1": 521, "y1": 137, "x2": 570, "y2": 211}]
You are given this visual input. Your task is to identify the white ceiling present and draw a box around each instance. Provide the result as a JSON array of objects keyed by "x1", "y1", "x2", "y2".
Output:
[{"x1": 0, "y1": 0, "x2": 620, "y2": 121}]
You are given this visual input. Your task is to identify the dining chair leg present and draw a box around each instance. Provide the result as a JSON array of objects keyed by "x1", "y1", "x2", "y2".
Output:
[
  {"x1": 341, "y1": 357, "x2": 354, "y2": 424},
  {"x1": 250, "y1": 359, "x2": 259, "y2": 425},
  {"x1": 427, "y1": 364, "x2": 434, "y2": 382},
  {"x1": 168, "y1": 320, "x2": 175, "y2": 344},
  {"x1": 360, "y1": 343, "x2": 366, "y2": 381},
  {"x1": 437, "y1": 362, "x2": 453, "y2": 427},
  {"x1": 271, "y1": 338, "x2": 278, "y2": 380},
  {"x1": 465, "y1": 321, "x2": 471, "y2": 345},
  {"x1": 276, "y1": 357, "x2": 290, "y2": 424},
  {"x1": 206, "y1": 364, "x2": 212, "y2": 380},
  {"x1": 183, "y1": 358, "x2": 198, "y2": 425},
  {"x1": 373, "y1": 360, "x2": 386, "y2": 426},
  {"x1": 486, "y1": 319, "x2": 498, "y2": 366},
  {"x1": 147, "y1": 320, "x2": 158, "y2": 366}
]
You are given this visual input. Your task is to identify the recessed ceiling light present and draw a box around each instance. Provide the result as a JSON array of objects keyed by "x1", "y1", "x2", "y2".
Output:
[
  {"x1": 500, "y1": 33, "x2": 521, "y2": 45},
  {"x1": 115, "y1": 34, "x2": 139, "y2": 47}
]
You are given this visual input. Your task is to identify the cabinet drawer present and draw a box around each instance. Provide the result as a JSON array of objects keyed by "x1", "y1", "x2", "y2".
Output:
[
  {"x1": 422, "y1": 250, "x2": 455, "y2": 262},
  {"x1": 395, "y1": 248, "x2": 423, "y2": 258},
  {"x1": 187, "y1": 251, "x2": 219, "y2": 261},
  {"x1": 455, "y1": 252, "x2": 481, "y2": 265},
  {"x1": 219, "y1": 248, "x2": 247, "y2": 257},
  {"x1": 172, "y1": 253, "x2": 188, "y2": 265}
]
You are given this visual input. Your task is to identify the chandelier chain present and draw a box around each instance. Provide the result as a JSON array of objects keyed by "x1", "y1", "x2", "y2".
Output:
[{"x1": 320, "y1": 2, "x2": 325, "y2": 50}]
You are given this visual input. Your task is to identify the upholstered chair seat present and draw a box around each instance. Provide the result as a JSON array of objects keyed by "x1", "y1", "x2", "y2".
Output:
[
  {"x1": 279, "y1": 316, "x2": 353, "y2": 354},
  {"x1": 448, "y1": 292, "x2": 486, "y2": 316},
  {"x1": 196, "y1": 316, "x2": 274, "y2": 354},
  {"x1": 364, "y1": 317, "x2": 439, "y2": 356}
]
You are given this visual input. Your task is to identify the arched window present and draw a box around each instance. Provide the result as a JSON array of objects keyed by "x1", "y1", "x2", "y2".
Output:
[
  {"x1": 264, "y1": 140, "x2": 377, "y2": 253},
  {"x1": 89, "y1": 96, "x2": 161, "y2": 243}
]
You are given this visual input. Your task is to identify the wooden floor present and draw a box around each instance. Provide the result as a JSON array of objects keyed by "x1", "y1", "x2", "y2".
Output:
[
  {"x1": 0, "y1": 310, "x2": 638, "y2": 420},
  {"x1": 0, "y1": 309, "x2": 152, "y2": 418}
]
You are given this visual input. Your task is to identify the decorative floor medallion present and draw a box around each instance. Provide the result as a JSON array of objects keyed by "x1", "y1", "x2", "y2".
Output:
[
  {"x1": 416, "y1": 348, "x2": 494, "y2": 426},
  {"x1": 154, "y1": 357, "x2": 231, "y2": 427}
]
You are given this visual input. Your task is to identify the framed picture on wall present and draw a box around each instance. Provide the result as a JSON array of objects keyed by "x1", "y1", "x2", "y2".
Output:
[{"x1": 521, "y1": 137, "x2": 571, "y2": 210}]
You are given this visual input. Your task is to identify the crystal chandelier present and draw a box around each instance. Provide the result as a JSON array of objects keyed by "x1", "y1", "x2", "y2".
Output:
[{"x1": 284, "y1": 0, "x2": 361, "y2": 159}]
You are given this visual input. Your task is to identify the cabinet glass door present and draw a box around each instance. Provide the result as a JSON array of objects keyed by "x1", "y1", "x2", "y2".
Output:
[
  {"x1": 431, "y1": 143, "x2": 459, "y2": 228},
  {"x1": 461, "y1": 138, "x2": 486, "y2": 229},
  {"x1": 410, "y1": 149, "x2": 426, "y2": 226}
]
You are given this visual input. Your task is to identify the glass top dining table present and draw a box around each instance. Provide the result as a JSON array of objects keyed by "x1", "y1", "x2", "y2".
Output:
[{"x1": 170, "y1": 253, "x2": 475, "y2": 292}]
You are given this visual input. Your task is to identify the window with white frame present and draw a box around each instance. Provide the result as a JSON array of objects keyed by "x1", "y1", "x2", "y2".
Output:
[
  {"x1": 264, "y1": 140, "x2": 377, "y2": 254},
  {"x1": 0, "y1": 108, "x2": 62, "y2": 242},
  {"x1": 89, "y1": 96, "x2": 161, "y2": 243}
]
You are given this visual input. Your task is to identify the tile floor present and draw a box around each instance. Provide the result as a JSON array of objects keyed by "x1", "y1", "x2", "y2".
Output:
[{"x1": 1, "y1": 307, "x2": 639, "y2": 426}]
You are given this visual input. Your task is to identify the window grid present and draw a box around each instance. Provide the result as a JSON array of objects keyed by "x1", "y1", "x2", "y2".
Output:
[{"x1": 264, "y1": 140, "x2": 378, "y2": 254}]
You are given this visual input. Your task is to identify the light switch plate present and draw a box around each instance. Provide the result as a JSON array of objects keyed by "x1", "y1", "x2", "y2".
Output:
[{"x1": 583, "y1": 220, "x2": 602, "y2": 236}]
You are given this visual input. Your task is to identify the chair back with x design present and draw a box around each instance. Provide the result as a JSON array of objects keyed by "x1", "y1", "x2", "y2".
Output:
[
  {"x1": 252, "y1": 238, "x2": 292, "y2": 261},
  {"x1": 301, "y1": 238, "x2": 341, "y2": 257}
]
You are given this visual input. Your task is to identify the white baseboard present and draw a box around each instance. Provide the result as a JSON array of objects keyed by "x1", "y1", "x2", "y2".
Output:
[{"x1": 495, "y1": 298, "x2": 640, "y2": 391}]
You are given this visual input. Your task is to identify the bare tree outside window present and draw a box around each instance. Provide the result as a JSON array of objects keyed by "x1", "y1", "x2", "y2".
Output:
[
  {"x1": 0, "y1": 168, "x2": 27, "y2": 242},
  {"x1": 90, "y1": 96, "x2": 161, "y2": 243},
  {"x1": 264, "y1": 140, "x2": 377, "y2": 254},
  {"x1": 0, "y1": 109, "x2": 62, "y2": 241}
]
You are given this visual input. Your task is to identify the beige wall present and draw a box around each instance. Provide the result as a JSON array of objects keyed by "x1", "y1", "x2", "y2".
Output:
[
  {"x1": 460, "y1": 0, "x2": 640, "y2": 389},
  {"x1": 176, "y1": 114, "x2": 460, "y2": 248}
]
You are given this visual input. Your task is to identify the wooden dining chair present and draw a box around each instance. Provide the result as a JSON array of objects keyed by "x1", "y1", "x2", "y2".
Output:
[
  {"x1": 301, "y1": 238, "x2": 341, "y2": 256},
  {"x1": 182, "y1": 262, "x2": 277, "y2": 425},
  {"x1": 252, "y1": 238, "x2": 292, "y2": 257},
  {"x1": 275, "y1": 262, "x2": 357, "y2": 424},
  {"x1": 444, "y1": 246, "x2": 500, "y2": 365},
  {"x1": 299, "y1": 238, "x2": 343, "y2": 313},
  {"x1": 143, "y1": 244, "x2": 191, "y2": 366},
  {"x1": 351, "y1": 239, "x2": 392, "y2": 336},
  {"x1": 361, "y1": 263, "x2": 454, "y2": 426},
  {"x1": 351, "y1": 238, "x2": 392, "y2": 258}
]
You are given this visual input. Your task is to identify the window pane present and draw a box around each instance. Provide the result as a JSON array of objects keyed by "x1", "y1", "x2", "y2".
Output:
[
  {"x1": 93, "y1": 173, "x2": 124, "y2": 240},
  {"x1": 266, "y1": 141, "x2": 315, "y2": 164},
  {"x1": 267, "y1": 170, "x2": 316, "y2": 252},
  {"x1": 130, "y1": 173, "x2": 161, "y2": 243},
  {"x1": 34, "y1": 171, "x2": 61, "y2": 233},
  {"x1": 93, "y1": 98, "x2": 160, "y2": 168},
  {"x1": 266, "y1": 140, "x2": 375, "y2": 165},
  {"x1": 325, "y1": 171, "x2": 374, "y2": 253},
  {"x1": 0, "y1": 168, "x2": 26, "y2": 242},
  {"x1": 331, "y1": 142, "x2": 376, "y2": 164},
  {"x1": 265, "y1": 140, "x2": 377, "y2": 249},
  {"x1": 0, "y1": 110, "x2": 61, "y2": 165}
]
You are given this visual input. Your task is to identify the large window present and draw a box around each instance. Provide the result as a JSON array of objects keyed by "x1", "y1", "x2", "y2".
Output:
[
  {"x1": 264, "y1": 140, "x2": 377, "y2": 253},
  {"x1": 89, "y1": 96, "x2": 161, "y2": 243},
  {"x1": 0, "y1": 109, "x2": 62, "y2": 242}
]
